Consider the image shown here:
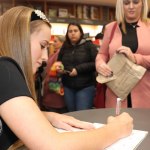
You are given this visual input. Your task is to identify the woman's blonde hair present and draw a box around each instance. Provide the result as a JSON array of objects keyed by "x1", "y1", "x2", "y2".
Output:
[
  {"x1": 115, "y1": 0, "x2": 149, "y2": 33},
  {"x1": 55, "y1": 35, "x2": 65, "y2": 43},
  {"x1": 0, "y1": 6, "x2": 51, "y2": 101},
  {"x1": 0, "y1": 6, "x2": 51, "y2": 149}
]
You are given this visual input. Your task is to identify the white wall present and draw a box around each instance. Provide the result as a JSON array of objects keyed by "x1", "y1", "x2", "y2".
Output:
[{"x1": 51, "y1": 23, "x2": 103, "y2": 37}]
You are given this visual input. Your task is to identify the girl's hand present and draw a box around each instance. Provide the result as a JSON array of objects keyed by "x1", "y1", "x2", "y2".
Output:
[
  {"x1": 107, "y1": 112, "x2": 133, "y2": 138},
  {"x1": 44, "y1": 112, "x2": 95, "y2": 131}
]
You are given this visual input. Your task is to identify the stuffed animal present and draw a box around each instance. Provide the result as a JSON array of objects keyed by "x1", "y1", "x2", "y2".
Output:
[
  {"x1": 48, "y1": 62, "x2": 64, "y2": 95},
  {"x1": 49, "y1": 61, "x2": 64, "y2": 77}
]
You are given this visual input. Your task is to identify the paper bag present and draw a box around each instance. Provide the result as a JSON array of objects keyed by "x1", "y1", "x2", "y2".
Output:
[{"x1": 96, "y1": 53, "x2": 146, "y2": 100}]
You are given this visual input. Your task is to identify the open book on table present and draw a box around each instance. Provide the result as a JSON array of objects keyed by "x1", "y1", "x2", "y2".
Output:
[{"x1": 55, "y1": 123, "x2": 148, "y2": 150}]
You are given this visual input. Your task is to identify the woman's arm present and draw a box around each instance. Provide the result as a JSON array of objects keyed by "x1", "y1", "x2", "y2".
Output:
[
  {"x1": 133, "y1": 54, "x2": 150, "y2": 69},
  {"x1": 95, "y1": 23, "x2": 115, "y2": 77},
  {"x1": 0, "y1": 96, "x2": 133, "y2": 150},
  {"x1": 43, "y1": 111, "x2": 95, "y2": 131}
]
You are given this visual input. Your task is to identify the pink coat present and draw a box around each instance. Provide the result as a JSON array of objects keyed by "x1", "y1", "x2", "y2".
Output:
[{"x1": 96, "y1": 20, "x2": 150, "y2": 108}]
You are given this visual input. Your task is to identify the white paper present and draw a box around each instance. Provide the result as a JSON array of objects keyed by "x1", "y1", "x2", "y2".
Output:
[
  {"x1": 106, "y1": 129, "x2": 148, "y2": 150},
  {"x1": 55, "y1": 123, "x2": 148, "y2": 150}
]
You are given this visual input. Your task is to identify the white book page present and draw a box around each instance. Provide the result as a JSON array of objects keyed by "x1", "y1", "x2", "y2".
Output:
[{"x1": 55, "y1": 123, "x2": 148, "y2": 150}]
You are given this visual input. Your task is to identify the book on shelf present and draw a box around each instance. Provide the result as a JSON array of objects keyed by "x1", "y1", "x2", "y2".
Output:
[
  {"x1": 102, "y1": 7, "x2": 110, "y2": 21},
  {"x1": 58, "y1": 8, "x2": 68, "y2": 18},
  {"x1": 109, "y1": 8, "x2": 115, "y2": 21},
  {"x1": 90, "y1": 6, "x2": 99, "y2": 20},
  {"x1": 49, "y1": 8, "x2": 57, "y2": 18},
  {"x1": 83, "y1": 5, "x2": 90, "y2": 19},
  {"x1": 68, "y1": 13, "x2": 76, "y2": 18},
  {"x1": 76, "y1": 5, "x2": 82, "y2": 19},
  {"x1": 99, "y1": 7, "x2": 103, "y2": 20}
]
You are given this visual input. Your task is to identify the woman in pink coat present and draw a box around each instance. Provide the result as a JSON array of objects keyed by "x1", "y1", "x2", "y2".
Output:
[{"x1": 96, "y1": 0, "x2": 150, "y2": 108}]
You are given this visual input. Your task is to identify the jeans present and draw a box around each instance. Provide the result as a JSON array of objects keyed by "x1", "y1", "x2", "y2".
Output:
[{"x1": 64, "y1": 86, "x2": 95, "y2": 112}]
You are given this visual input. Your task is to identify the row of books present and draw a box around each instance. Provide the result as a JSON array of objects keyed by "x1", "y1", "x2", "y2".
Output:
[
  {"x1": 1, "y1": 2, "x2": 45, "y2": 15},
  {"x1": 49, "y1": 5, "x2": 115, "y2": 21},
  {"x1": 0, "y1": 3, "x2": 115, "y2": 22}
]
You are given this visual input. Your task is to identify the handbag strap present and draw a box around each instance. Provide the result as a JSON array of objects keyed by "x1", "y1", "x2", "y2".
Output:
[{"x1": 109, "y1": 22, "x2": 117, "y2": 43}]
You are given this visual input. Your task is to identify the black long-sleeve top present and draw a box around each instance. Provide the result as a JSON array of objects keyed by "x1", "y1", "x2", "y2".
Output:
[{"x1": 120, "y1": 22, "x2": 139, "y2": 107}]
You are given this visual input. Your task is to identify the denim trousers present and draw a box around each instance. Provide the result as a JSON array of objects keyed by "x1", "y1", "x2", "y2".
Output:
[{"x1": 64, "y1": 86, "x2": 95, "y2": 112}]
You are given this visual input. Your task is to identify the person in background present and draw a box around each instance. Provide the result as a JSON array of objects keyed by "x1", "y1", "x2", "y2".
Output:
[
  {"x1": 96, "y1": 0, "x2": 150, "y2": 108},
  {"x1": 53, "y1": 35, "x2": 65, "y2": 53},
  {"x1": 93, "y1": 24, "x2": 107, "y2": 108},
  {"x1": 57, "y1": 22, "x2": 97, "y2": 112},
  {"x1": 35, "y1": 61, "x2": 47, "y2": 107},
  {"x1": 42, "y1": 35, "x2": 67, "y2": 113},
  {"x1": 0, "y1": 6, "x2": 133, "y2": 150},
  {"x1": 94, "y1": 24, "x2": 106, "y2": 50}
]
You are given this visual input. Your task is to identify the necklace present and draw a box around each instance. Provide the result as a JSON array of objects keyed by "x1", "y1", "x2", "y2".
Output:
[
  {"x1": 130, "y1": 24, "x2": 137, "y2": 28},
  {"x1": 129, "y1": 23, "x2": 138, "y2": 28}
]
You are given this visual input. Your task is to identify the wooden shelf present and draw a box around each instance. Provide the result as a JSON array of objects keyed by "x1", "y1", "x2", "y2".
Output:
[
  {"x1": 49, "y1": 17, "x2": 108, "y2": 25},
  {"x1": 47, "y1": 2, "x2": 115, "y2": 25},
  {"x1": 0, "y1": 0, "x2": 116, "y2": 25}
]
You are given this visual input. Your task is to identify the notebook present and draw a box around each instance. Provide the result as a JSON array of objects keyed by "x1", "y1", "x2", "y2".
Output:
[{"x1": 55, "y1": 123, "x2": 148, "y2": 150}]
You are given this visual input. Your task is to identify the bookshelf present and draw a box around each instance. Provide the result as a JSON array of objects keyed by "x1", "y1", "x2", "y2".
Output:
[
  {"x1": 0, "y1": 0, "x2": 115, "y2": 25},
  {"x1": 46, "y1": 2, "x2": 116, "y2": 25},
  {"x1": 0, "y1": 0, "x2": 117, "y2": 37}
]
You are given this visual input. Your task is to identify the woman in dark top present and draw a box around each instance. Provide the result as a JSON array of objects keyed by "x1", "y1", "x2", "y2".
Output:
[
  {"x1": 0, "y1": 6, "x2": 133, "y2": 150},
  {"x1": 57, "y1": 23, "x2": 98, "y2": 112},
  {"x1": 96, "y1": 0, "x2": 150, "y2": 108}
]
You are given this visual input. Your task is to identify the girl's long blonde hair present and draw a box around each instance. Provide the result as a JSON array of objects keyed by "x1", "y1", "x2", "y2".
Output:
[
  {"x1": 0, "y1": 6, "x2": 51, "y2": 101},
  {"x1": 0, "y1": 6, "x2": 51, "y2": 149},
  {"x1": 0, "y1": 6, "x2": 36, "y2": 100}
]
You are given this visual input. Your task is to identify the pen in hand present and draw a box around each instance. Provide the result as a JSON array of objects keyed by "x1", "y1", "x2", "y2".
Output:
[{"x1": 116, "y1": 98, "x2": 122, "y2": 116}]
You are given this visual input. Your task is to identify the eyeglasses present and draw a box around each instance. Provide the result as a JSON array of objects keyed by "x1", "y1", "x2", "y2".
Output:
[{"x1": 123, "y1": 0, "x2": 141, "y2": 5}]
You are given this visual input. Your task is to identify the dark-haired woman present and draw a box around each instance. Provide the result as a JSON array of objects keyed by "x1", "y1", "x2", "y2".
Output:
[{"x1": 57, "y1": 23, "x2": 98, "y2": 112}]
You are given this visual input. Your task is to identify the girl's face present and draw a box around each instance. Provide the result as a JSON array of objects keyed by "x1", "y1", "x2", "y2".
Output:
[
  {"x1": 53, "y1": 36, "x2": 63, "y2": 50},
  {"x1": 30, "y1": 24, "x2": 51, "y2": 74},
  {"x1": 123, "y1": 0, "x2": 143, "y2": 23},
  {"x1": 68, "y1": 25, "x2": 81, "y2": 44}
]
